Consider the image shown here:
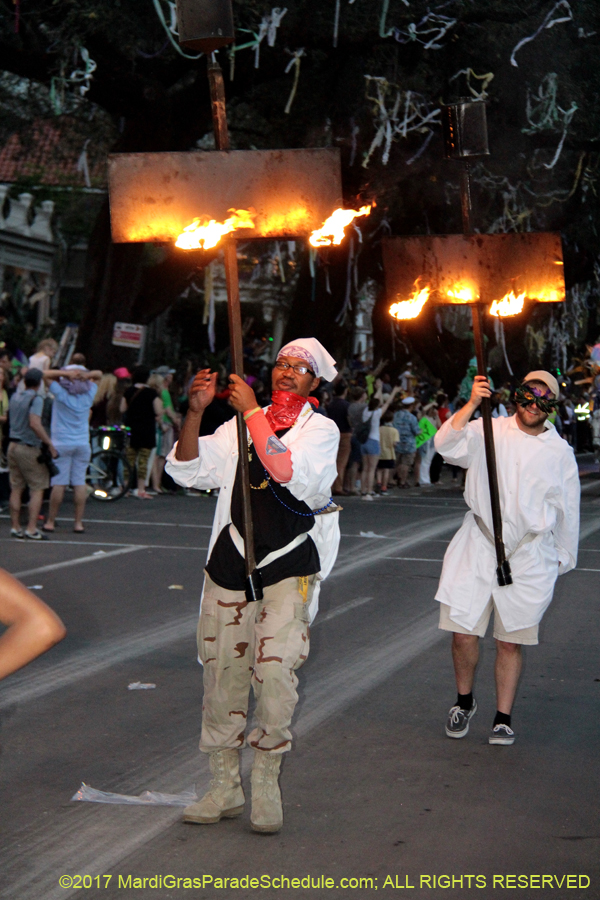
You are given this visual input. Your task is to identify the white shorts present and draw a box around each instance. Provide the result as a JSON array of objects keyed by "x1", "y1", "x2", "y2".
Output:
[
  {"x1": 439, "y1": 601, "x2": 539, "y2": 645},
  {"x1": 51, "y1": 444, "x2": 92, "y2": 487}
]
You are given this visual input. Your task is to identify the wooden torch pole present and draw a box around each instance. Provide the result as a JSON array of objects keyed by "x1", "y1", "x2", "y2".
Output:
[
  {"x1": 207, "y1": 57, "x2": 262, "y2": 601},
  {"x1": 461, "y1": 163, "x2": 512, "y2": 586}
]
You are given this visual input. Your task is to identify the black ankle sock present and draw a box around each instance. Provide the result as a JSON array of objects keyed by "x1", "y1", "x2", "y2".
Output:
[
  {"x1": 456, "y1": 692, "x2": 473, "y2": 711},
  {"x1": 494, "y1": 711, "x2": 511, "y2": 727}
]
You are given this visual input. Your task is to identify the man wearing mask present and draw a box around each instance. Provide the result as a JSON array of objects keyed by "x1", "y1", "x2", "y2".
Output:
[{"x1": 434, "y1": 371, "x2": 579, "y2": 746}]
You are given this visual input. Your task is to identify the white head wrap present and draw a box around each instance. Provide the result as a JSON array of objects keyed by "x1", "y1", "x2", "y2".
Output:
[{"x1": 277, "y1": 338, "x2": 338, "y2": 382}]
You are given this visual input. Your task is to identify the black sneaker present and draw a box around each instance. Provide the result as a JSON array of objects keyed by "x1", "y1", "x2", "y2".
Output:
[
  {"x1": 489, "y1": 723, "x2": 515, "y2": 745},
  {"x1": 445, "y1": 699, "x2": 477, "y2": 738}
]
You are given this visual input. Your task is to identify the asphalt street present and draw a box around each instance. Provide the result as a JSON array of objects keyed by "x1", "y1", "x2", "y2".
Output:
[{"x1": 1, "y1": 470, "x2": 599, "y2": 900}]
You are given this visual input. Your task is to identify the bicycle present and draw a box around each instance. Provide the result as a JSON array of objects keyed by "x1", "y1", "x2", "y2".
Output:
[{"x1": 87, "y1": 426, "x2": 133, "y2": 501}]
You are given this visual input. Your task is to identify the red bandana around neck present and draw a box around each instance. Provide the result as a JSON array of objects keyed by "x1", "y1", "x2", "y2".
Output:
[{"x1": 266, "y1": 390, "x2": 314, "y2": 430}]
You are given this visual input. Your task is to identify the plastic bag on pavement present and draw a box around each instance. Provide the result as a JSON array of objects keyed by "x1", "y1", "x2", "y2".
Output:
[{"x1": 71, "y1": 783, "x2": 197, "y2": 807}]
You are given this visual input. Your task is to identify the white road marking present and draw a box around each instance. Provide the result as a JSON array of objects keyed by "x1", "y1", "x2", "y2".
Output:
[
  {"x1": 316, "y1": 596, "x2": 374, "y2": 623},
  {"x1": 12, "y1": 546, "x2": 146, "y2": 579},
  {"x1": 384, "y1": 556, "x2": 444, "y2": 562},
  {"x1": 3, "y1": 539, "x2": 207, "y2": 552},
  {"x1": 0, "y1": 592, "x2": 377, "y2": 712},
  {"x1": 578, "y1": 516, "x2": 600, "y2": 540},
  {"x1": 0, "y1": 514, "x2": 212, "y2": 528},
  {"x1": 331, "y1": 514, "x2": 464, "y2": 580},
  {"x1": 0, "y1": 610, "x2": 443, "y2": 900},
  {"x1": 0, "y1": 612, "x2": 199, "y2": 711}
]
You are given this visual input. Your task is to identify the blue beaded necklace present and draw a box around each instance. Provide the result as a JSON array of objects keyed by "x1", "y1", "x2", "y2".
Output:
[{"x1": 265, "y1": 471, "x2": 336, "y2": 516}]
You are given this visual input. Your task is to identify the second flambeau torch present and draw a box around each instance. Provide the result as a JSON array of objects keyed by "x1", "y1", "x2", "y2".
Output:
[
  {"x1": 107, "y1": 0, "x2": 371, "y2": 601},
  {"x1": 384, "y1": 99, "x2": 566, "y2": 587}
]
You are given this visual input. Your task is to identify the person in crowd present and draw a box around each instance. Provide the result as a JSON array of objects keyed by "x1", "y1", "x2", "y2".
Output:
[
  {"x1": 109, "y1": 368, "x2": 131, "y2": 425},
  {"x1": 359, "y1": 381, "x2": 399, "y2": 500},
  {"x1": 311, "y1": 387, "x2": 330, "y2": 414},
  {"x1": 121, "y1": 366, "x2": 163, "y2": 499},
  {"x1": 417, "y1": 401, "x2": 441, "y2": 486},
  {"x1": 376, "y1": 411, "x2": 399, "y2": 494},
  {"x1": 90, "y1": 373, "x2": 117, "y2": 429},
  {"x1": 28, "y1": 338, "x2": 58, "y2": 377},
  {"x1": 327, "y1": 381, "x2": 352, "y2": 495},
  {"x1": 0, "y1": 568, "x2": 66, "y2": 681},
  {"x1": 435, "y1": 372, "x2": 579, "y2": 745},
  {"x1": 0, "y1": 366, "x2": 9, "y2": 510},
  {"x1": 344, "y1": 386, "x2": 367, "y2": 494},
  {"x1": 393, "y1": 396, "x2": 419, "y2": 488},
  {"x1": 380, "y1": 373, "x2": 393, "y2": 395},
  {"x1": 151, "y1": 367, "x2": 181, "y2": 493},
  {"x1": 41, "y1": 358, "x2": 101, "y2": 533},
  {"x1": 436, "y1": 392, "x2": 451, "y2": 424},
  {"x1": 166, "y1": 338, "x2": 340, "y2": 834},
  {"x1": 491, "y1": 391, "x2": 508, "y2": 418},
  {"x1": 399, "y1": 362, "x2": 417, "y2": 394},
  {"x1": 199, "y1": 376, "x2": 236, "y2": 437},
  {"x1": 0, "y1": 347, "x2": 13, "y2": 389},
  {"x1": 7, "y1": 368, "x2": 57, "y2": 540},
  {"x1": 430, "y1": 393, "x2": 451, "y2": 484}
]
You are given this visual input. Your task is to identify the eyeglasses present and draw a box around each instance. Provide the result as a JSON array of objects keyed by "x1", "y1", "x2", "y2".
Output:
[{"x1": 274, "y1": 361, "x2": 315, "y2": 377}]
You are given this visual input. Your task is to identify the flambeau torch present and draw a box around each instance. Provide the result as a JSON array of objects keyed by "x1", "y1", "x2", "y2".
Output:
[
  {"x1": 384, "y1": 99, "x2": 566, "y2": 587},
  {"x1": 107, "y1": 0, "x2": 370, "y2": 601}
]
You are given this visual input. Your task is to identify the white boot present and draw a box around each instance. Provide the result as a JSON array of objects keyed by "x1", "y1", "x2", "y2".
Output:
[
  {"x1": 250, "y1": 750, "x2": 283, "y2": 833},
  {"x1": 183, "y1": 749, "x2": 245, "y2": 824}
]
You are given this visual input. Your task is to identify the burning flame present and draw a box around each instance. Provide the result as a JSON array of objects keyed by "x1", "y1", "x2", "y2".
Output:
[
  {"x1": 309, "y1": 205, "x2": 371, "y2": 247},
  {"x1": 446, "y1": 284, "x2": 476, "y2": 303},
  {"x1": 389, "y1": 280, "x2": 431, "y2": 321},
  {"x1": 489, "y1": 291, "x2": 526, "y2": 317},
  {"x1": 535, "y1": 287, "x2": 562, "y2": 303},
  {"x1": 175, "y1": 208, "x2": 257, "y2": 250}
]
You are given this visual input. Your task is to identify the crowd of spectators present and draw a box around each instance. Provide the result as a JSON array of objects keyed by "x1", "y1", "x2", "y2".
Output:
[{"x1": 0, "y1": 336, "x2": 599, "y2": 529}]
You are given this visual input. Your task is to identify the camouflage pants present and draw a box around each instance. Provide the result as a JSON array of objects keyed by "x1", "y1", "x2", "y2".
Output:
[{"x1": 198, "y1": 573, "x2": 315, "y2": 755}]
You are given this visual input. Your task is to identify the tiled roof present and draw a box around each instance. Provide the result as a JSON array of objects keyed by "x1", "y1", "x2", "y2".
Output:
[{"x1": 0, "y1": 117, "x2": 107, "y2": 186}]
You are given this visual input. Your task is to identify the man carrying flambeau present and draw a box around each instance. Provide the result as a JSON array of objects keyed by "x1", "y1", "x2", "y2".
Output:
[
  {"x1": 434, "y1": 372, "x2": 579, "y2": 746},
  {"x1": 166, "y1": 339, "x2": 340, "y2": 833}
]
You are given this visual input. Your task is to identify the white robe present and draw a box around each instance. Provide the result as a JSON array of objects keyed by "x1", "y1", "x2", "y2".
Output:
[
  {"x1": 165, "y1": 401, "x2": 340, "y2": 623},
  {"x1": 434, "y1": 414, "x2": 579, "y2": 632}
]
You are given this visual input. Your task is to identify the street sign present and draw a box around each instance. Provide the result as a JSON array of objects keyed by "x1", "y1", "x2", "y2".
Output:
[{"x1": 112, "y1": 322, "x2": 146, "y2": 349}]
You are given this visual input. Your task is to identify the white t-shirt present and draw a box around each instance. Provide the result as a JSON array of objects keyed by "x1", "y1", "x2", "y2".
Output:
[{"x1": 362, "y1": 406, "x2": 382, "y2": 442}]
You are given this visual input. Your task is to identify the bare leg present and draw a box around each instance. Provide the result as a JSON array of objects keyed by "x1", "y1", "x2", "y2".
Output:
[
  {"x1": 26, "y1": 490, "x2": 45, "y2": 534},
  {"x1": 413, "y1": 453, "x2": 421, "y2": 486},
  {"x1": 494, "y1": 640, "x2": 522, "y2": 714},
  {"x1": 152, "y1": 456, "x2": 166, "y2": 492},
  {"x1": 9, "y1": 487, "x2": 23, "y2": 530},
  {"x1": 362, "y1": 454, "x2": 379, "y2": 494},
  {"x1": 451, "y1": 632, "x2": 479, "y2": 694},
  {"x1": 45, "y1": 485, "x2": 65, "y2": 530},
  {"x1": 344, "y1": 461, "x2": 359, "y2": 493},
  {"x1": 73, "y1": 485, "x2": 88, "y2": 531},
  {"x1": 397, "y1": 462, "x2": 408, "y2": 486}
]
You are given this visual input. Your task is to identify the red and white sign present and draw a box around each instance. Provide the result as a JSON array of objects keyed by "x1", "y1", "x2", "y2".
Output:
[{"x1": 112, "y1": 322, "x2": 145, "y2": 348}]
